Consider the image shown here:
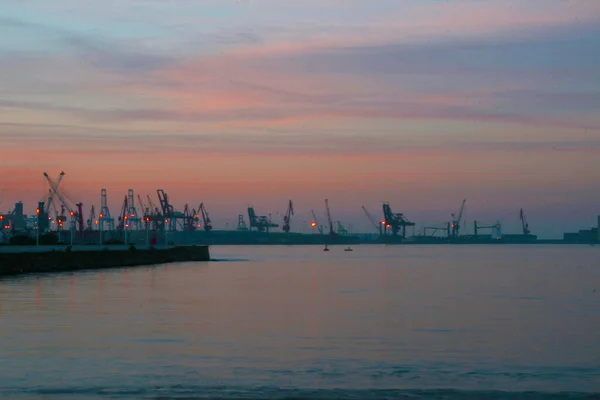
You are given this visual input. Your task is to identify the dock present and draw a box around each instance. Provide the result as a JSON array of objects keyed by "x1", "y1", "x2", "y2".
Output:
[{"x1": 0, "y1": 245, "x2": 210, "y2": 277}]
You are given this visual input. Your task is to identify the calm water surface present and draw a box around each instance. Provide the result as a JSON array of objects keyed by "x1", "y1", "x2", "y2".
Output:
[{"x1": 0, "y1": 245, "x2": 599, "y2": 399}]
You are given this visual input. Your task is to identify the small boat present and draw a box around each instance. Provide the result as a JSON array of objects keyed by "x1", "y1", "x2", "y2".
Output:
[
  {"x1": 323, "y1": 245, "x2": 330, "y2": 252},
  {"x1": 344, "y1": 246, "x2": 353, "y2": 252}
]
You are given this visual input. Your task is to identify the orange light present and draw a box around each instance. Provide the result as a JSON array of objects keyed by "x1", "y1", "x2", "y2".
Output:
[
  {"x1": 36, "y1": 209, "x2": 40, "y2": 215},
  {"x1": 0, "y1": 216, "x2": 3, "y2": 220},
  {"x1": 95, "y1": 220, "x2": 98, "y2": 225},
  {"x1": 130, "y1": 213, "x2": 134, "y2": 217},
  {"x1": 145, "y1": 218, "x2": 150, "y2": 222},
  {"x1": 386, "y1": 225, "x2": 391, "y2": 228},
  {"x1": 165, "y1": 219, "x2": 169, "y2": 223},
  {"x1": 381, "y1": 221, "x2": 386, "y2": 225},
  {"x1": 124, "y1": 216, "x2": 128, "y2": 220},
  {"x1": 99, "y1": 213, "x2": 103, "y2": 219},
  {"x1": 125, "y1": 224, "x2": 129, "y2": 228},
  {"x1": 310, "y1": 222, "x2": 317, "y2": 227}
]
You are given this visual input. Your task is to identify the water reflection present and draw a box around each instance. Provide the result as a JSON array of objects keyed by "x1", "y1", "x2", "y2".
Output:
[{"x1": 0, "y1": 245, "x2": 598, "y2": 395}]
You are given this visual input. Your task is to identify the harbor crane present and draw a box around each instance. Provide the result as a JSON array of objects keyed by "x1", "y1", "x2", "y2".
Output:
[
  {"x1": 248, "y1": 206, "x2": 278, "y2": 232},
  {"x1": 361, "y1": 205, "x2": 382, "y2": 235},
  {"x1": 520, "y1": 208, "x2": 530, "y2": 235},
  {"x1": 44, "y1": 172, "x2": 84, "y2": 235},
  {"x1": 157, "y1": 189, "x2": 184, "y2": 230},
  {"x1": 45, "y1": 171, "x2": 65, "y2": 223},
  {"x1": 237, "y1": 214, "x2": 248, "y2": 231},
  {"x1": 86, "y1": 205, "x2": 96, "y2": 231},
  {"x1": 117, "y1": 195, "x2": 129, "y2": 232},
  {"x1": 100, "y1": 189, "x2": 115, "y2": 231},
  {"x1": 183, "y1": 204, "x2": 198, "y2": 231},
  {"x1": 423, "y1": 223, "x2": 451, "y2": 237},
  {"x1": 451, "y1": 199, "x2": 466, "y2": 238},
  {"x1": 198, "y1": 203, "x2": 213, "y2": 231},
  {"x1": 382, "y1": 202, "x2": 415, "y2": 238},
  {"x1": 310, "y1": 209, "x2": 323, "y2": 234},
  {"x1": 282, "y1": 200, "x2": 294, "y2": 233},
  {"x1": 325, "y1": 199, "x2": 335, "y2": 237},
  {"x1": 474, "y1": 220, "x2": 501, "y2": 238}
]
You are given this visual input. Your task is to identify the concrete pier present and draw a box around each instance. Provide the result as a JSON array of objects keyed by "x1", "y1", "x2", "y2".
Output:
[{"x1": 0, "y1": 245, "x2": 210, "y2": 277}]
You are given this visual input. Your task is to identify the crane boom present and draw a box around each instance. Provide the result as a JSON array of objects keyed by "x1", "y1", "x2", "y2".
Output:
[
  {"x1": 325, "y1": 199, "x2": 334, "y2": 237},
  {"x1": 199, "y1": 203, "x2": 212, "y2": 231},
  {"x1": 43, "y1": 172, "x2": 85, "y2": 234},
  {"x1": 361, "y1": 205, "x2": 381, "y2": 233},
  {"x1": 310, "y1": 209, "x2": 323, "y2": 234}
]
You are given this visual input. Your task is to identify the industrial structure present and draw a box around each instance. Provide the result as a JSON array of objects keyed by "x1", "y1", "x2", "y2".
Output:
[{"x1": 1, "y1": 171, "x2": 598, "y2": 246}]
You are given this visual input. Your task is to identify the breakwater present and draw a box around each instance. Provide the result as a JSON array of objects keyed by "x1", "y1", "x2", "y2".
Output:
[{"x1": 0, "y1": 245, "x2": 210, "y2": 277}]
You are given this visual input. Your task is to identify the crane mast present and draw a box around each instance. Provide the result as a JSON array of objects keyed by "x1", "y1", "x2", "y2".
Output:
[
  {"x1": 520, "y1": 208, "x2": 530, "y2": 235},
  {"x1": 282, "y1": 200, "x2": 294, "y2": 233},
  {"x1": 198, "y1": 203, "x2": 213, "y2": 231},
  {"x1": 324, "y1": 199, "x2": 335, "y2": 237},
  {"x1": 451, "y1": 199, "x2": 466, "y2": 238}
]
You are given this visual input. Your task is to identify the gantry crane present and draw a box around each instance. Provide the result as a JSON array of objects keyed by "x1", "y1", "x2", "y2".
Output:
[
  {"x1": 99, "y1": 188, "x2": 115, "y2": 231},
  {"x1": 451, "y1": 199, "x2": 466, "y2": 238},
  {"x1": 248, "y1": 206, "x2": 278, "y2": 232},
  {"x1": 474, "y1": 220, "x2": 501, "y2": 238},
  {"x1": 382, "y1": 202, "x2": 415, "y2": 238},
  {"x1": 282, "y1": 200, "x2": 294, "y2": 233}
]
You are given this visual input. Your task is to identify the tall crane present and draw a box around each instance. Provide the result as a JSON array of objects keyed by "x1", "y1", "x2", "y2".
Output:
[
  {"x1": 282, "y1": 200, "x2": 294, "y2": 233},
  {"x1": 100, "y1": 189, "x2": 115, "y2": 231},
  {"x1": 44, "y1": 172, "x2": 84, "y2": 234},
  {"x1": 310, "y1": 209, "x2": 323, "y2": 234},
  {"x1": 451, "y1": 199, "x2": 466, "y2": 238},
  {"x1": 248, "y1": 206, "x2": 278, "y2": 232},
  {"x1": 198, "y1": 203, "x2": 213, "y2": 231},
  {"x1": 362, "y1": 205, "x2": 382, "y2": 234},
  {"x1": 382, "y1": 203, "x2": 415, "y2": 238},
  {"x1": 127, "y1": 189, "x2": 140, "y2": 230},
  {"x1": 117, "y1": 195, "x2": 129, "y2": 231},
  {"x1": 324, "y1": 199, "x2": 335, "y2": 237},
  {"x1": 44, "y1": 171, "x2": 65, "y2": 227},
  {"x1": 520, "y1": 208, "x2": 530, "y2": 235},
  {"x1": 86, "y1": 205, "x2": 96, "y2": 231},
  {"x1": 182, "y1": 204, "x2": 198, "y2": 231}
]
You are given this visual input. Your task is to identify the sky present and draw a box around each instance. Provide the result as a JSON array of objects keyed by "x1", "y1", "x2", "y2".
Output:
[{"x1": 1, "y1": 0, "x2": 599, "y2": 238}]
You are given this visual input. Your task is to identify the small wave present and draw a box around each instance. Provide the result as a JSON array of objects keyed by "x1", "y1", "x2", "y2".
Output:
[{"x1": 4, "y1": 386, "x2": 598, "y2": 400}]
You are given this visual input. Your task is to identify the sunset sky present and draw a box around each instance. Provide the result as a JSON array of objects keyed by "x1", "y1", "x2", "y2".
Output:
[{"x1": 1, "y1": 0, "x2": 599, "y2": 237}]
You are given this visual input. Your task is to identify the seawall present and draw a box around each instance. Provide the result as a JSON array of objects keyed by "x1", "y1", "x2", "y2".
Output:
[{"x1": 0, "y1": 245, "x2": 210, "y2": 277}]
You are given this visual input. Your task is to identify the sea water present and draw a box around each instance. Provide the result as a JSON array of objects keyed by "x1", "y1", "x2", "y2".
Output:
[{"x1": 0, "y1": 245, "x2": 598, "y2": 399}]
